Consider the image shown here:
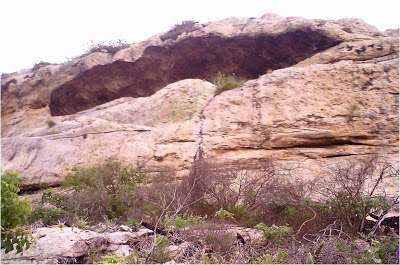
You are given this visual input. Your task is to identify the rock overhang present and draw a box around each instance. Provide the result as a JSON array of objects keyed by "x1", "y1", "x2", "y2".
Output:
[
  {"x1": 1, "y1": 14, "x2": 398, "y2": 190},
  {"x1": 49, "y1": 29, "x2": 342, "y2": 116}
]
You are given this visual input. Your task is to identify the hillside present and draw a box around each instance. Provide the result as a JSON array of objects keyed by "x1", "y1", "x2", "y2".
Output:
[
  {"x1": 1, "y1": 13, "x2": 398, "y2": 191},
  {"x1": 1, "y1": 13, "x2": 399, "y2": 264}
]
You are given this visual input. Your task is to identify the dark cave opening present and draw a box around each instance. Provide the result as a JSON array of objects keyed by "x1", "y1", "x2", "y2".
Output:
[{"x1": 49, "y1": 30, "x2": 341, "y2": 116}]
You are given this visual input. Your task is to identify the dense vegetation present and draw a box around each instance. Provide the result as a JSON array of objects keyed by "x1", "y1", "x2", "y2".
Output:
[
  {"x1": 1, "y1": 171, "x2": 33, "y2": 253},
  {"x1": 2, "y1": 156, "x2": 399, "y2": 263}
]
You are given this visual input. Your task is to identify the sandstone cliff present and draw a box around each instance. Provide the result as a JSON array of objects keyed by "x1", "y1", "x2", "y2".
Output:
[{"x1": 1, "y1": 14, "x2": 398, "y2": 190}]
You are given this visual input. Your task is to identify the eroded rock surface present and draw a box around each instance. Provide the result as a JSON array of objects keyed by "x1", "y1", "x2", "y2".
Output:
[
  {"x1": 0, "y1": 227, "x2": 153, "y2": 264},
  {"x1": 0, "y1": 224, "x2": 263, "y2": 264},
  {"x1": 2, "y1": 79, "x2": 215, "y2": 189},
  {"x1": 1, "y1": 14, "x2": 398, "y2": 190}
]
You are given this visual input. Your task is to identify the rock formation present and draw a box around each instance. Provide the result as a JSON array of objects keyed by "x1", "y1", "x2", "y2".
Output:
[
  {"x1": 1, "y1": 226, "x2": 151, "y2": 263},
  {"x1": 1, "y1": 14, "x2": 398, "y2": 191},
  {"x1": 0, "y1": 224, "x2": 262, "y2": 264}
]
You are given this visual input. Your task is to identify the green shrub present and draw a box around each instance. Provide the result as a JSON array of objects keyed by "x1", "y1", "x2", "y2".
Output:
[
  {"x1": 40, "y1": 190, "x2": 68, "y2": 209},
  {"x1": 266, "y1": 198, "x2": 332, "y2": 232},
  {"x1": 300, "y1": 197, "x2": 331, "y2": 215},
  {"x1": 267, "y1": 199, "x2": 296, "y2": 213},
  {"x1": 28, "y1": 207, "x2": 65, "y2": 226},
  {"x1": 150, "y1": 236, "x2": 171, "y2": 263},
  {"x1": 348, "y1": 238, "x2": 399, "y2": 264},
  {"x1": 31, "y1": 160, "x2": 148, "y2": 225},
  {"x1": 284, "y1": 205, "x2": 297, "y2": 219},
  {"x1": 347, "y1": 103, "x2": 359, "y2": 122},
  {"x1": 330, "y1": 193, "x2": 390, "y2": 233},
  {"x1": 63, "y1": 160, "x2": 147, "y2": 192},
  {"x1": 163, "y1": 212, "x2": 205, "y2": 229},
  {"x1": 374, "y1": 237, "x2": 399, "y2": 264},
  {"x1": 214, "y1": 208, "x2": 235, "y2": 220},
  {"x1": 227, "y1": 205, "x2": 259, "y2": 226},
  {"x1": 95, "y1": 254, "x2": 126, "y2": 264},
  {"x1": 251, "y1": 254, "x2": 274, "y2": 264},
  {"x1": 62, "y1": 160, "x2": 147, "y2": 220},
  {"x1": 255, "y1": 223, "x2": 292, "y2": 243},
  {"x1": 127, "y1": 217, "x2": 142, "y2": 227},
  {"x1": 28, "y1": 189, "x2": 68, "y2": 226},
  {"x1": 72, "y1": 216, "x2": 89, "y2": 230},
  {"x1": 213, "y1": 72, "x2": 244, "y2": 94},
  {"x1": 251, "y1": 248, "x2": 289, "y2": 264},
  {"x1": 1, "y1": 171, "x2": 34, "y2": 253}
]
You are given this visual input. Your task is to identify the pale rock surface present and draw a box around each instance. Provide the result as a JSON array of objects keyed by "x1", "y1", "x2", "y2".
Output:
[
  {"x1": 1, "y1": 14, "x2": 398, "y2": 191},
  {"x1": 107, "y1": 231, "x2": 138, "y2": 244},
  {"x1": 1, "y1": 227, "x2": 153, "y2": 264},
  {"x1": 2, "y1": 79, "x2": 215, "y2": 189},
  {"x1": 1, "y1": 227, "x2": 107, "y2": 264},
  {"x1": 165, "y1": 242, "x2": 191, "y2": 259},
  {"x1": 106, "y1": 244, "x2": 132, "y2": 258}
]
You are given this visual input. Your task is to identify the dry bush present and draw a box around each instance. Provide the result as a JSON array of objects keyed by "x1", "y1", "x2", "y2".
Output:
[
  {"x1": 83, "y1": 39, "x2": 129, "y2": 56},
  {"x1": 204, "y1": 229, "x2": 236, "y2": 255},
  {"x1": 32, "y1": 61, "x2": 52, "y2": 71},
  {"x1": 181, "y1": 159, "x2": 277, "y2": 211},
  {"x1": 179, "y1": 158, "x2": 309, "y2": 227},
  {"x1": 133, "y1": 234, "x2": 172, "y2": 264},
  {"x1": 316, "y1": 154, "x2": 399, "y2": 234},
  {"x1": 126, "y1": 173, "x2": 178, "y2": 224},
  {"x1": 160, "y1": 21, "x2": 198, "y2": 41},
  {"x1": 178, "y1": 222, "x2": 244, "y2": 263}
]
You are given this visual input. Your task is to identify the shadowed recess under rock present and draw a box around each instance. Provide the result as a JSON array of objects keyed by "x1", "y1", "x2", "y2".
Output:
[{"x1": 49, "y1": 30, "x2": 341, "y2": 116}]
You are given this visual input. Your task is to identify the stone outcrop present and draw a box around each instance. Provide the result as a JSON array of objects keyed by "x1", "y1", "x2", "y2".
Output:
[
  {"x1": 2, "y1": 79, "x2": 215, "y2": 189},
  {"x1": 0, "y1": 226, "x2": 153, "y2": 264},
  {"x1": 0, "y1": 224, "x2": 264, "y2": 264},
  {"x1": 1, "y1": 14, "x2": 398, "y2": 190}
]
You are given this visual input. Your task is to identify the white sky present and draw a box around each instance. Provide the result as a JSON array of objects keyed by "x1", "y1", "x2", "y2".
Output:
[{"x1": 1, "y1": 0, "x2": 399, "y2": 74}]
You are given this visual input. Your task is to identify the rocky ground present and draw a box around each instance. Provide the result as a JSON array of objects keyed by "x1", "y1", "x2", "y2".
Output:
[
  {"x1": 1, "y1": 222, "x2": 262, "y2": 264},
  {"x1": 2, "y1": 218, "x2": 398, "y2": 264}
]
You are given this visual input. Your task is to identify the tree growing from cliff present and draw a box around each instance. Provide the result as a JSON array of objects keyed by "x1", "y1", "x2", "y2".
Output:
[{"x1": 1, "y1": 171, "x2": 33, "y2": 253}]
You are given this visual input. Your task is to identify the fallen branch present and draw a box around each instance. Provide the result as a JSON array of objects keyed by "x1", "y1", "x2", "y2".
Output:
[{"x1": 295, "y1": 206, "x2": 316, "y2": 236}]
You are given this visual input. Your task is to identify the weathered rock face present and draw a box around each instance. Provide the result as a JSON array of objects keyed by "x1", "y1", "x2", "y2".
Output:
[
  {"x1": 1, "y1": 14, "x2": 398, "y2": 190},
  {"x1": 2, "y1": 79, "x2": 215, "y2": 189},
  {"x1": 0, "y1": 226, "x2": 153, "y2": 264},
  {"x1": 0, "y1": 224, "x2": 263, "y2": 264}
]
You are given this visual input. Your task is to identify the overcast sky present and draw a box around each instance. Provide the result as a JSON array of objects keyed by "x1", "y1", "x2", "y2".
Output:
[{"x1": 1, "y1": 0, "x2": 399, "y2": 74}]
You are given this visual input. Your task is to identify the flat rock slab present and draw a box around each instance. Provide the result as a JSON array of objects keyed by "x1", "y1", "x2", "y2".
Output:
[{"x1": 1, "y1": 227, "x2": 152, "y2": 264}]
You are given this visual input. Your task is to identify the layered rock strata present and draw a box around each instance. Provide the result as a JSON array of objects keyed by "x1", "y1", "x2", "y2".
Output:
[{"x1": 1, "y1": 14, "x2": 398, "y2": 190}]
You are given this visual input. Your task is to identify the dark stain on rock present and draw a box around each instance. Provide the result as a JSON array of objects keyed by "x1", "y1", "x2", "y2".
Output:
[
  {"x1": 49, "y1": 30, "x2": 341, "y2": 116},
  {"x1": 1, "y1": 78, "x2": 17, "y2": 92},
  {"x1": 355, "y1": 45, "x2": 367, "y2": 54}
]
